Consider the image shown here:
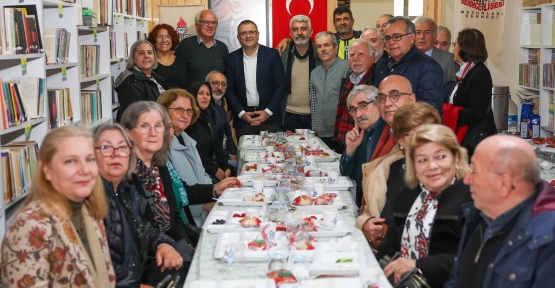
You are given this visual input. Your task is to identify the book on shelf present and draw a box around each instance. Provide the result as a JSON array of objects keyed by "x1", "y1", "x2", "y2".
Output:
[
  {"x1": 137, "y1": 31, "x2": 146, "y2": 41},
  {"x1": 1, "y1": 5, "x2": 43, "y2": 55},
  {"x1": 2, "y1": 141, "x2": 38, "y2": 206},
  {"x1": 521, "y1": 12, "x2": 541, "y2": 46},
  {"x1": 47, "y1": 88, "x2": 73, "y2": 129},
  {"x1": 80, "y1": 90, "x2": 102, "y2": 125},
  {"x1": 124, "y1": 32, "x2": 128, "y2": 58},
  {"x1": 79, "y1": 45, "x2": 100, "y2": 78},
  {"x1": 519, "y1": 64, "x2": 540, "y2": 89},
  {"x1": 109, "y1": 31, "x2": 116, "y2": 58},
  {"x1": 0, "y1": 77, "x2": 45, "y2": 130},
  {"x1": 44, "y1": 28, "x2": 71, "y2": 65}
]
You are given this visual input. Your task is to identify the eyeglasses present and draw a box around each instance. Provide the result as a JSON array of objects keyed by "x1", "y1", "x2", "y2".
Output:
[
  {"x1": 95, "y1": 145, "x2": 132, "y2": 157},
  {"x1": 383, "y1": 33, "x2": 412, "y2": 43},
  {"x1": 376, "y1": 90, "x2": 412, "y2": 104},
  {"x1": 135, "y1": 123, "x2": 165, "y2": 134},
  {"x1": 198, "y1": 20, "x2": 218, "y2": 27},
  {"x1": 348, "y1": 101, "x2": 374, "y2": 115},
  {"x1": 415, "y1": 30, "x2": 432, "y2": 37},
  {"x1": 239, "y1": 30, "x2": 258, "y2": 37},
  {"x1": 210, "y1": 81, "x2": 227, "y2": 88},
  {"x1": 168, "y1": 107, "x2": 194, "y2": 116},
  {"x1": 156, "y1": 35, "x2": 171, "y2": 40}
]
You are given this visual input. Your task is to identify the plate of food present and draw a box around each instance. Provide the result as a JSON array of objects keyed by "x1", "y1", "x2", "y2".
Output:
[
  {"x1": 217, "y1": 188, "x2": 274, "y2": 206},
  {"x1": 298, "y1": 214, "x2": 352, "y2": 238},
  {"x1": 308, "y1": 251, "x2": 367, "y2": 275},
  {"x1": 290, "y1": 192, "x2": 346, "y2": 211},
  {"x1": 203, "y1": 209, "x2": 270, "y2": 233},
  {"x1": 304, "y1": 177, "x2": 353, "y2": 191},
  {"x1": 242, "y1": 162, "x2": 262, "y2": 174},
  {"x1": 237, "y1": 174, "x2": 278, "y2": 187},
  {"x1": 214, "y1": 232, "x2": 289, "y2": 261}
]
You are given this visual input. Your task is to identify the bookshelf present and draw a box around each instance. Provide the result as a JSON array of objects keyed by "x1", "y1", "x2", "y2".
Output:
[
  {"x1": 518, "y1": 3, "x2": 555, "y2": 135},
  {"x1": 0, "y1": 0, "x2": 152, "y2": 250}
]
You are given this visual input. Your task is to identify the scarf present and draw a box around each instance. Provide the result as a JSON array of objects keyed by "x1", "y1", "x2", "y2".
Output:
[
  {"x1": 82, "y1": 207, "x2": 112, "y2": 288},
  {"x1": 449, "y1": 61, "x2": 475, "y2": 104},
  {"x1": 285, "y1": 41, "x2": 316, "y2": 94},
  {"x1": 135, "y1": 158, "x2": 171, "y2": 233},
  {"x1": 166, "y1": 161, "x2": 189, "y2": 225},
  {"x1": 400, "y1": 178, "x2": 455, "y2": 259}
]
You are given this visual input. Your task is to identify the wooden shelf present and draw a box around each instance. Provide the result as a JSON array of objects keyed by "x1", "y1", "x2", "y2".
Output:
[
  {"x1": 0, "y1": 118, "x2": 46, "y2": 136},
  {"x1": 46, "y1": 62, "x2": 78, "y2": 70},
  {"x1": 4, "y1": 192, "x2": 29, "y2": 210},
  {"x1": 80, "y1": 73, "x2": 110, "y2": 83}
]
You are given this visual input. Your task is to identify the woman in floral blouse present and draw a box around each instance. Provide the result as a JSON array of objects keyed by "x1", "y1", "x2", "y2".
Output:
[{"x1": 1, "y1": 126, "x2": 115, "y2": 287}]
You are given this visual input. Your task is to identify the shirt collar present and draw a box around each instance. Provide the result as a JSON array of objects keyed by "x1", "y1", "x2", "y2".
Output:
[
  {"x1": 349, "y1": 71, "x2": 365, "y2": 85},
  {"x1": 197, "y1": 35, "x2": 217, "y2": 48},
  {"x1": 243, "y1": 46, "x2": 259, "y2": 59},
  {"x1": 425, "y1": 48, "x2": 433, "y2": 57}
]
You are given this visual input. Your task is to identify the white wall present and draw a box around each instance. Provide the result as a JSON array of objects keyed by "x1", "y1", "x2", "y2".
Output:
[{"x1": 351, "y1": 0, "x2": 394, "y2": 31}]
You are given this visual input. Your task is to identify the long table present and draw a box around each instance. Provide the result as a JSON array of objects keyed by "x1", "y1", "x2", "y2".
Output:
[{"x1": 184, "y1": 135, "x2": 392, "y2": 287}]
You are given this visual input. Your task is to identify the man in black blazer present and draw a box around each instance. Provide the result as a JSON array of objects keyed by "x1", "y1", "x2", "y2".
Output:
[{"x1": 225, "y1": 20, "x2": 286, "y2": 140}]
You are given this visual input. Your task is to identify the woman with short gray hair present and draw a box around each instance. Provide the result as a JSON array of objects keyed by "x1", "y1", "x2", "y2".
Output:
[{"x1": 114, "y1": 40, "x2": 167, "y2": 122}]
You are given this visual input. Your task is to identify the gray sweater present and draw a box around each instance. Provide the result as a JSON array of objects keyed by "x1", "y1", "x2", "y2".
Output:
[{"x1": 309, "y1": 58, "x2": 350, "y2": 137}]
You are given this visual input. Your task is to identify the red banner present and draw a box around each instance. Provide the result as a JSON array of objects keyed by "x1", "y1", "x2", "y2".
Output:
[{"x1": 271, "y1": 0, "x2": 328, "y2": 47}]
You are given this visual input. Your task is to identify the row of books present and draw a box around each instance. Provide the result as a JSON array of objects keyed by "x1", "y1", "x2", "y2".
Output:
[
  {"x1": 0, "y1": 78, "x2": 45, "y2": 130},
  {"x1": 80, "y1": 90, "x2": 103, "y2": 126},
  {"x1": 2, "y1": 141, "x2": 38, "y2": 207},
  {"x1": 519, "y1": 63, "x2": 541, "y2": 89},
  {"x1": 44, "y1": 28, "x2": 71, "y2": 65},
  {"x1": 114, "y1": 0, "x2": 134, "y2": 16},
  {"x1": 79, "y1": 45, "x2": 100, "y2": 78},
  {"x1": 47, "y1": 88, "x2": 73, "y2": 129},
  {"x1": 543, "y1": 63, "x2": 555, "y2": 88},
  {"x1": 1, "y1": 5, "x2": 43, "y2": 55}
]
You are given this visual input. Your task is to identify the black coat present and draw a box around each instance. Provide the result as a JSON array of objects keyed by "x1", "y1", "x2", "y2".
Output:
[
  {"x1": 376, "y1": 179, "x2": 472, "y2": 288},
  {"x1": 451, "y1": 62, "x2": 496, "y2": 156},
  {"x1": 114, "y1": 68, "x2": 167, "y2": 122},
  {"x1": 102, "y1": 178, "x2": 175, "y2": 288}
]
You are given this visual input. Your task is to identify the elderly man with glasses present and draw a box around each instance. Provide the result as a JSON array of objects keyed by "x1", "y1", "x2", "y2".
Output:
[
  {"x1": 373, "y1": 16, "x2": 444, "y2": 116},
  {"x1": 339, "y1": 85, "x2": 382, "y2": 207},
  {"x1": 175, "y1": 9, "x2": 229, "y2": 86}
]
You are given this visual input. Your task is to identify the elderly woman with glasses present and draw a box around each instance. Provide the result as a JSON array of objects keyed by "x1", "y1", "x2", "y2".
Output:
[
  {"x1": 119, "y1": 102, "x2": 241, "y2": 242},
  {"x1": 148, "y1": 24, "x2": 189, "y2": 90},
  {"x1": 114, "y1": 40, "x2": 167, "y2": 122},
  {"x1": 157, "y1": 88, "x2": 214, "y2": 226},
  {"x1": 92, "y1": 123, "x2": 185, "y2": 287},
  {"x1": 376, "y1": 124, "x2": 472, "y2": 288}
]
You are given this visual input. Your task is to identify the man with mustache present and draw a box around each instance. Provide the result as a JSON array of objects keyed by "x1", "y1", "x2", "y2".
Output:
[
  {"x1": 339, "y1": 84, "x2": 381, "y2": 207},
  {"x1": 413, "y1": 17, "x2": 458, "y2": 86},
  {"x1": 175, "y1": 9, "x2": 229, "y2": 87},
  {"x1": 276, "y1": 7, "x2": 362, "y2": 60},
  {"x1": 374, "y1": 17, "x2": 444, "y2": 115},
  {"x1": 280, "y1": 15, "x2": 321, "y2": 132},
  {"x1": 206, "y1": 71, "x2": 237, "y2": 161},
  {"x1": 309, "y1": 31, "x2": 350, "y2": 152},
  {"x1": 334, "y1": 39, "x2": 375, "y2": 147}
]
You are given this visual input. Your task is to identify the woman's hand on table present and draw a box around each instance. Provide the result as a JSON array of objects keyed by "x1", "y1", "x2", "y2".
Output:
[
  {"x1": 215, "y1": 177, "x2": 243, "y2": 196},
  {"x1": 155, "y1": 243, "x2": 183, "y2": 272},
  {"x1": 362, "y1": 217, "x2": 386, "y2": 242},
  {"x1": 383, "y1": 257, "x2": 416, "y2": 284}
]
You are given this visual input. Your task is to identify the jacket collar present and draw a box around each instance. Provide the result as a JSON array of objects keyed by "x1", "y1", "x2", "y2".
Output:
[
  {"x1": 532, "y1": 180, "x2": 555, "y2": 216},
  {"x1": 387, "y1": 45, "x2": 420, "y2": 69},
  {"x1": 49, "y1": 205, "x2": 99, "y2": 287}
]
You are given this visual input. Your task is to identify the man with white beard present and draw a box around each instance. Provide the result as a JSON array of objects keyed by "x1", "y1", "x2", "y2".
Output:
[
  {"x1": 206, "y1": 71, "x2": 237, "y2": 161},
  {"x1": 280, "y1": 15, "x2": 321, "y2": 132}
]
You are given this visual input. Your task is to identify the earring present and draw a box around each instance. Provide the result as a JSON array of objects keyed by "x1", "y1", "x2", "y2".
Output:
[
  {"x1": 456, "y1": 166, "x2": 460, "y2": 171},
  {"x1": 400, "y1": 145, "x2": 404, "y2": 150},
  {"x1": 415, "y1": 173, "x2": 419, "y2": 179}
]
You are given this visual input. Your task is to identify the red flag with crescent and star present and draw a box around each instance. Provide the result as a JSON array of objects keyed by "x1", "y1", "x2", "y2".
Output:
[{"x1": 272, "y1": 0, "x2": 328, "y2": 47}]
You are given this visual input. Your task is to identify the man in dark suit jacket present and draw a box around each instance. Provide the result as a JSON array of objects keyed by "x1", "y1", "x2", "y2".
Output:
[{"x1": 225, "y1": 20, "x2": 286, "y2": 140}]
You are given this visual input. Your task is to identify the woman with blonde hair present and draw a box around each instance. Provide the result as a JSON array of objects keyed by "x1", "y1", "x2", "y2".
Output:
[
  {"x1": 377, "y1": 124, "x2": 471, "y2": 288},
  {"x1": 1, "y1": 126, "x2": 115, "y2": 287}
]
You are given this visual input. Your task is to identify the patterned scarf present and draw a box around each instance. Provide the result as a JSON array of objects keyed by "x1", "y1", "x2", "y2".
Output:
[
  {"x1": 167, "y1": 161, "x2": 189, "y2": 225},
  {"x1": 133, "y1": 66, "x2": 165, "y2": 94},
  {"x1": 135, "y1": 158, "x2": 171, "y2": 233},
  {"x1": 400, "y1": 178, "x2": 455, "y2": 259}
]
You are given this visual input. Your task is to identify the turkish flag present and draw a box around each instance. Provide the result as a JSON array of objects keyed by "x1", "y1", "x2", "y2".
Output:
[{"x1": 272, "y1": 0, "x2": 328, "y2": 47}]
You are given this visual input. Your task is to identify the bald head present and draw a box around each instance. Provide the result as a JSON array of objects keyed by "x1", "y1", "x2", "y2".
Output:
[
  {"x1": 379, "y1": 75, "x2": 413, "y2": 94},
  {"x1": 478, "y1": 135, "x2": 540, "y2": 185},
  {"x1": 377, "y1": 75, "x2": 416, "y2": 125}
]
